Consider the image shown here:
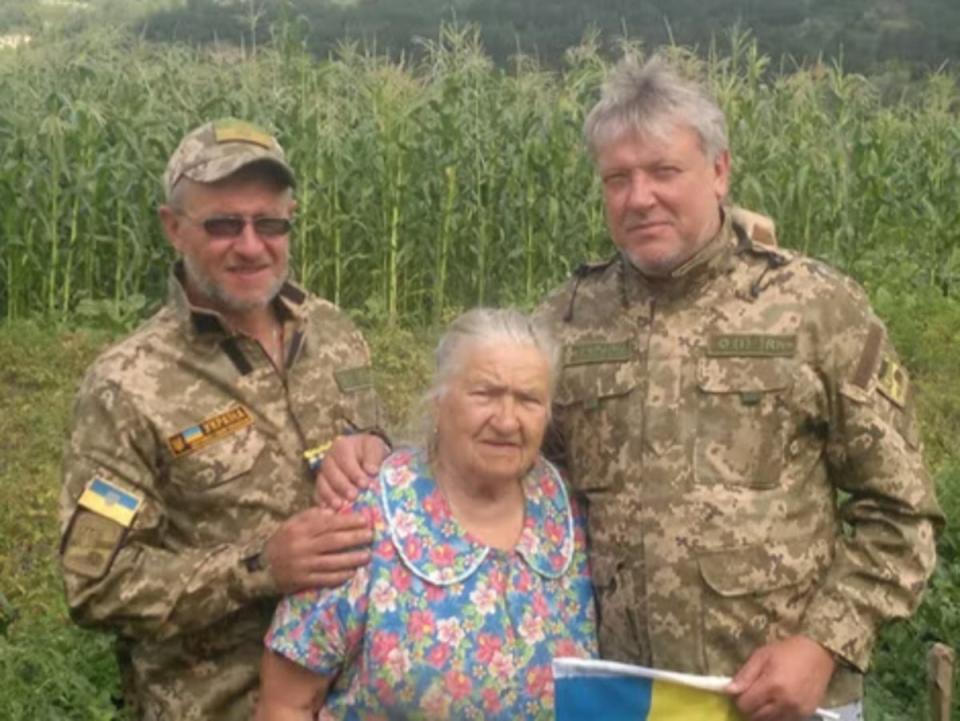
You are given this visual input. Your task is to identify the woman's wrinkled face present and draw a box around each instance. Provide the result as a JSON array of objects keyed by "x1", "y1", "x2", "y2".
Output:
[{"x1": 434, "y1": 341, "x2": 551, "y2": 488}]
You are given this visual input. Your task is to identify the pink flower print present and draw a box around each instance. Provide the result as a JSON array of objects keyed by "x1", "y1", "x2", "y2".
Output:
[
  {"x1": 545, "y1": 518, "x2": 565, "y2": 545},
  {"x1": 444, "y1": 669, "x2": 473, "y2": 700},
  {"x1": 429, "y1": 543, "x2": 456, "y2": 567},
  {"x1": 489, "y1": 650, "x2": 515, "y2": 681},
  {"x1": 371, "y1": 579, "x2": 398, "y2": 612},
  {"x1": 390, "y1": 563, "x2": 412, "y2": 593},
  {"x1": 532, "y1": 592, "x2": 550, "y2": 617},
  {"x1": 407, "y1": 609, "x2": 436, "y2": 640},
  {"x1": 401, "y1": 534, "x2": 423, "y2": 562},
  {"x1": 482, "y1": 687, "x2": 502, "y2": 713},
  {"x1": 469, "y1": 582, "x2": 499, "y2": 615},
  {"x1": 526, "y1": 664, "x2": 553, "y2": 698},
  {"x1": 539, "y1": 472, "x2": 558, "y2": 497},
  {"x1": 425, "y1": 583, "x2": 446, "y2": 602},
  {"x1": 553, "y1": 638, "x2": 585, "y2": 658},
  {"x1": 371, "y1": 630, "x2": 399, "y2": 664},
  {"x1": 518, "y1": 611, "x2": 545, "y2": 643},
  {"x1": 422, "y1": 490, "x2": 447, "y2": 525},
  {"x1": 437, "y1": 617, "x2": 465, "y2": 646},
  {"x1": 514, "y1": 567, "x2": 532, "y2": 593},
  {"x1": 391, "y1": 508, "x2": 417, "y2": 538},
  {"x1": 426, "y1": 642, "x2": 452, "y2": 667},
  {"x1": 385, "y1": 646, "x2": 412, "y2": 683},
  {"x1": 476, "y1": 633, "x2": 502, "y2": 664},
  {"x1": 374, "y1": 536, "x2": 396, "y2": 561}
]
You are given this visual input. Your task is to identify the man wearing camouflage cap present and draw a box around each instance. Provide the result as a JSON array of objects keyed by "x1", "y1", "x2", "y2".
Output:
[
  {"x1": 59, "y1": 119, "x2": 381, "y2": 720},
  {"x1": 317, "y1": 56, "x2": 943, "y2": 721}
]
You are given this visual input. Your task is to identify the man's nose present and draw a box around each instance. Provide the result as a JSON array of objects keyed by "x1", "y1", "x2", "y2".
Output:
[
  {"x1": 626, "y1": 173, "x2": 655, "y2": 210},
  {"x1": 232, "y1": 221, "x2": 268, "y2": 256}
]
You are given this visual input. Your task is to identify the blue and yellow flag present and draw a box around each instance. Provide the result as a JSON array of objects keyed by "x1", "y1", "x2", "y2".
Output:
[{"x1": 553, "y1": 658, "x2": 743, "y2": 721}]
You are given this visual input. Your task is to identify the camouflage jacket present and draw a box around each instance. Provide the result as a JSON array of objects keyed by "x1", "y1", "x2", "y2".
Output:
[
  {"x1": 59, "y1": 266, "x2": 380, "y2": 720},
  {"x1": 537, "y1": 214, "x2": 943, "y2": 707}
]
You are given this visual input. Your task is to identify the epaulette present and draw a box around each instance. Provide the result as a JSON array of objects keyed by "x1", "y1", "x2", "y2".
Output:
[
  {"x1": 729, "y1": 206, "x2": 778, "y2": 247},
  {"x1": 564, "y1": 255, "x2": 618, "y2": 322},
  {"x1": 732, "y1": 220, "x2": 791, "y2": 299}
]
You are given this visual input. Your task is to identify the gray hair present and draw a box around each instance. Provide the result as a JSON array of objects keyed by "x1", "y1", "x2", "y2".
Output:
[
  {"x1": 427, "y1": 308, "x2": 561, "y2": 404},
  {"x1": 584, "y1": 55, "x2": 728, "y2": 161}
]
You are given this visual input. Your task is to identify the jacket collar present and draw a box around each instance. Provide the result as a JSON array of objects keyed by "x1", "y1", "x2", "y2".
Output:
[
  {"x1": 378, "y1": 448, "x2": 575, "y2": 586},
  {"x1": 621, "y1": 209, "x2": 737, "y2": 306}
]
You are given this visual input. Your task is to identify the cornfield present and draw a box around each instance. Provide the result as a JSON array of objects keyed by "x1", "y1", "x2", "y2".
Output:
[{"x1": 2, "y1": 26, "x2": 959, "y2": 326}]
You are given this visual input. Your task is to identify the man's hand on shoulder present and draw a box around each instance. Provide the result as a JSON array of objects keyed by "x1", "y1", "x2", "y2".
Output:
[
  {"x1": 313, "y1": 433, "x2": 389, "y2": 508},
  {"x1": 727, "y1": 635, "x2": 836, "y2": 721},
  {"x1": 264, "y1": 507, "x2": 373, "y2": 594}
]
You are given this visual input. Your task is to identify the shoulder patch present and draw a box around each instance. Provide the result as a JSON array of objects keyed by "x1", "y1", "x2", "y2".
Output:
[
  {"x1": 167, "y1": 404, "x2": 253, "y2": 457},
  {"x1": 876, "y1": 355, "x2": 909, "y2": 408},
  {"x1": 77, "y1": 477, "x2": 142, "y2": 527},
  {"x1": 564, "y1": 340, "x2": 634, "y2": 366},
  {"x1": 334, "y1": 365, "x2": 374, "y2": 393},
  {"x1": 61, "y1": 509, "x2": 127, "y2": 579}
]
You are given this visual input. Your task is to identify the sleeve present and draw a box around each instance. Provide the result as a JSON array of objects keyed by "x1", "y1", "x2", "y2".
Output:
[
  {"x1": 265, "y1": 564, "x2": 371, "y2": 675},
  {"x1": 798, "y1": 278, "x2": 944, "y2": 671},
  {"x1": 265, "y1": 485, "x2": 381, "y2": 675},
  {"x1": 59, "y1": 373, "x2": 278, "y2": 642}
]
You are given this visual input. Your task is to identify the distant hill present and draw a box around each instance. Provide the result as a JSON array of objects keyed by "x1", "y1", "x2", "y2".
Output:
[
  {"x1": 3, "y1": 0, "x2": 958, "y2": 76},
  {"x1": 129, "y1": 0, "x2": 960, "y2": 75}
]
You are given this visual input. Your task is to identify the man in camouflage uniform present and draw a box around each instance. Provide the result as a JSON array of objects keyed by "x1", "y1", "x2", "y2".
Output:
[
  {"x1": 312, "y1": 57, "x2": 942, "y2": 721},
  {"x1": 59, "y1": 119, "x2": 380, "y2": 720},
  {"x1": 536, "y1": 57, "x2": 943, "y2": 721}
]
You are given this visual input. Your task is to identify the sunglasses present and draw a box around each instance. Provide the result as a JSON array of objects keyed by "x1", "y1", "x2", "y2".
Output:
[{"x1": 182, "y1": 213, "x2": 293, "y2": 239}]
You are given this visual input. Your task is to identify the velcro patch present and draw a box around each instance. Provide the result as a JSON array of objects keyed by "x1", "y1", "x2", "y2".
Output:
[
  {"x1": 564, "y1": 341, "x2": 633, "y2": 366},
  {"x1": 77, "y1": 478, "x2": 142, "y2": 527},
  {"x1": 334, "y1": 366, "x2": 374, "y2": 393},
  {"x1": 876, "y1": 355, "x2": 909, "y2": 408},
  {"x1": 212, "y1": 119, "x2": 274, "y2": 149},
  {"x1": 303, "y1": 440, "x2": 334, "y2": 472},
  {"x1": 62, "y1": 510, "x2": 126, "y2": 579},
  {"x1": 167, "y1": 404, "x2": 253, "y2": 458},
  {"x1": 707, "y1": 334, "x2": 797, "y2": 357}
]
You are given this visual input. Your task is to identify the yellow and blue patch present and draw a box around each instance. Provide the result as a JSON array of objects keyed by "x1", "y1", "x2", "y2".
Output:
[
  {"x1": 167, "y1": 404, "x2": 253, "y2": 457},
  {"x1": 77, "y1": 477, "x2": 142, "y2": 528}
]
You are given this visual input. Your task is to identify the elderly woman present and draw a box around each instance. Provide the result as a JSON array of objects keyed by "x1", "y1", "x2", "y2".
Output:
[{"x1": 257, "y1": 308, "x2": 596, "y2": 720}]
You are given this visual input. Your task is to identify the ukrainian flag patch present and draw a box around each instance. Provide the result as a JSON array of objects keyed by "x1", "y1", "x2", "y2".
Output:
[
  {"x1": 167, "y1": 404, "x2": 253, "y2": 457},
  {"x1": 77, "y1": 478, "x2": 143, "y2": 528}
]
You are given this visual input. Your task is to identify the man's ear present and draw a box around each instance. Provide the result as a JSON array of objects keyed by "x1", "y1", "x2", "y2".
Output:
[
  {"x1": 158, "y1": 205, "x2": 185, "y2": 253},
  {"x1": 712, "y1": 149, "x2": 731, "y2": 200}
]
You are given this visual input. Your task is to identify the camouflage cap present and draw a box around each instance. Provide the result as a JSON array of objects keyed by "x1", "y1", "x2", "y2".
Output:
[{"x1": 163, "y1": 118, "x2": 295, "y2": 198}]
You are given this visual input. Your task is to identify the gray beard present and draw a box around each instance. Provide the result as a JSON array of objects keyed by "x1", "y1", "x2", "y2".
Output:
[{"x1": 183, "y1": 255, "x2": 286, "y2": 314}]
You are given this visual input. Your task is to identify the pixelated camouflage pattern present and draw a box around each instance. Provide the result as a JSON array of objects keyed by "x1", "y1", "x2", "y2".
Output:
[
  {"x1": 537, "y1": 211, "x2": 943, "y2": 708},
  {"x1": 59, "y1": 265, "x2": 380, "y2": 720},
  {"x1": 163, "y1": 118, "x2": 294, "y2": 198}
]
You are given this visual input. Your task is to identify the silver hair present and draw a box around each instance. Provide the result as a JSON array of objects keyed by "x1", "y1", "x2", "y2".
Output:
[
  {"x1": 412, "y1": 308, "x2": 560, "y2": 451},
  {"x1": 584, "y1": 54, "x2": 728, "y2": 161},
  {"x1": 427, "y1": 307, "x2": 561, "y2": 403}
]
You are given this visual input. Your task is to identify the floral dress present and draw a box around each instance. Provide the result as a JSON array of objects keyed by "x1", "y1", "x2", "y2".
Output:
[{"x1": 265, "y1": 447, "x2": 597, "y2": 720}]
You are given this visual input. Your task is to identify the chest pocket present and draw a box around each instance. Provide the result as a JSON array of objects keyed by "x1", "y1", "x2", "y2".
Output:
[
  {"x1": 694, "y1": 357, "x2": 792, "y2": 489},
  {"x1": 167, "y1": 423, "x2": 267, "y2": 492},
  {"x1": 554, "y1": 361, "x2": 639, "y2": 494}
]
